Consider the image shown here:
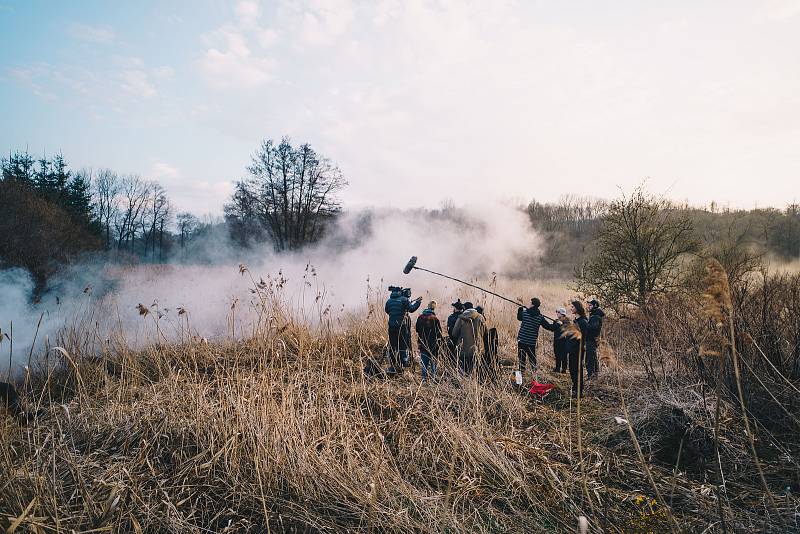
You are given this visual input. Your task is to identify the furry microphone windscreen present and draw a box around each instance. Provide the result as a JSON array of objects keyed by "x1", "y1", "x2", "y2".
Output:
[{"x1": 403, "y1": 256, "x2": 417, "y2": 274}]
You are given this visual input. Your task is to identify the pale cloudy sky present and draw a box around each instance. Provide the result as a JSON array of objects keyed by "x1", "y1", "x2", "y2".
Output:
[{"x1": 1, "y1": 0, "x2": 798, "y2": 214}]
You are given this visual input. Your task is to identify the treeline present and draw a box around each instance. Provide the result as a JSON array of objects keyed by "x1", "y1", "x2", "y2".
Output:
[
  {"x1": 526, "y1": 194, "x2": 800, "y2": 277},
  {"x1": 0, "y1": 137, "x2": 347, "y2": 291},
  {"x1": 0, "y1": 151, "x2": 208, "y2": 289}
]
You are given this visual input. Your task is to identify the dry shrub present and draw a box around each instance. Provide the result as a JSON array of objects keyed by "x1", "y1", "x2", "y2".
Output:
[{"x1": 1, "y1": 273, "x2": 797, "y2": 532}]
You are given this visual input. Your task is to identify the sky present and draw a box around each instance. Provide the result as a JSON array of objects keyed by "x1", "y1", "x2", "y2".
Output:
[{"x1": 1, "y1": 0, "x2": 799, "y2": 215}]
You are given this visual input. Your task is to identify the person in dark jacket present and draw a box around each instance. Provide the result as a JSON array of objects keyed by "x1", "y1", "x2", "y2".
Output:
[
  {"x1": 385, "y1": 287, "x2": 422, "y2": 373},
  {"x1": 415, "y1": 300, "x2": 443, "y2": 382},
  {"x1": 476, "y1": 305, "x2": 499, "y2": 381},
  {"x1": 585, "y1": 299, "x2": 605, "y2": 380},
  {"x1": 570, "y1": 300, "x2": 589, "y2": 397},
  {"x1": 542, "y1": 307, "x2": 569, "y2": 373},
  {"x1": 517, "y1": 297, "x2": 544, "y2": 374},
  {"x1": 445, "y1": 299, "x2": 464, "y2": 367}
]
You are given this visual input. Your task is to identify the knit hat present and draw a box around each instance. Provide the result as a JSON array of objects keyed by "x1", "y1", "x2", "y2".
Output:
[
  {"x1": 556, "y1": 307, "x2": 567, "y2": 316},
  {"x1": 463, "y1": 301, "x2": 474, "y2": 310}
]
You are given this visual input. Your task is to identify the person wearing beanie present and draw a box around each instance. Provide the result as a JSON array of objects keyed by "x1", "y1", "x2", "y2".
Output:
[
  {"x1": 517, "y1": 296, "x2": 544, "y2": 375},
  {"x1": 415, "y1": 300, "x2": 443, "y2": 382},
  {"x1": 542, "y1": 307, "x2": 570, "y2": 373}
]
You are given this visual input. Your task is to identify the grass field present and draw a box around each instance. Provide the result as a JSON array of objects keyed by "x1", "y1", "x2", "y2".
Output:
[{"x1": 1, "y1": 272, "x2": 797, "y2": 532}]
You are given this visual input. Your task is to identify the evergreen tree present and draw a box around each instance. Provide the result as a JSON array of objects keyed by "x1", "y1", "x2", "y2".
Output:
[
  {"x1": 1, "y1": 150, "x2": 36, "y2": 183},
  {"x1": 66, "y1": 170, "x2": 95, "y2": 223},
  {"x1": 50, "y1": 154, "x2": 71, "y2": 203}
]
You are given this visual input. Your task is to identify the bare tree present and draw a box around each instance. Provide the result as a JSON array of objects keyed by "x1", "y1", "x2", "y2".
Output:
[
  {"x1": 225, "y1": 137, "x2": 347, "y2": 250},
  {"x1": 114, "y1": 175, "x2": 151, "y2": 253},
  {"x1": 93, "y1": 169, "x2": 120, "y2": 249},
  {"x1": 576, "y1": 187, "x2": 700, "y2": 308},
  {"x1": 176, "y1": 212, "x2": 199, "y2": 249}
]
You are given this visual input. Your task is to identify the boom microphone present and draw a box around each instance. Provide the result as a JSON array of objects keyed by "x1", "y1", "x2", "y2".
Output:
[
  {"x1": 403, "y1": 256, "x2": 418, "y2": 274},
  {"x1": 401, "y1": 255, "x2": 553, "y2": 319}
]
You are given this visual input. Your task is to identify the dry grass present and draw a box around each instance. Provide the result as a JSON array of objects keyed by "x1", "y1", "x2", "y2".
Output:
[{"x1": 1, "y1": 273, "x2": 797, "y2": 533}]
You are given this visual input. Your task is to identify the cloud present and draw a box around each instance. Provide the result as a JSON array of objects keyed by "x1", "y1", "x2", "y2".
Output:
[
  {"x1": 152, "y1": 66, "x2": 175, "y2": 79},
  {"x1": 67, "y1": 23, "x2": 116, "y2": 44},
  {"x1": 200, "y1": 27, "x2": 274, "y2": 88},
  {"x1": 118, "y1": 61, "x2": 157, "y2": 98},
  {"x1": 8, "y1": 65, "x2": 58, "y2": 100},
  {"x1": 258, "y1": 29, "x2": 278, "y2": 48},
  {"x1": 236, "y1": 0, "x2": 261, "y2": 25},
  {"x1": 299, "y1": 0, "x2": 355, "y2": 45},
  {"x1": 762, "y1": 0, "x2": 800, "y2": 20},
  {"x1": 151, "y1": 162, "x2": 181, "y2": 180}
]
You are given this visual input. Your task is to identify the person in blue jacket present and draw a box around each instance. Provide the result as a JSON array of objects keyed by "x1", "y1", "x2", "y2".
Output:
[{"x1": 385, "y1": 286, "x2": 422, "y2": 374}]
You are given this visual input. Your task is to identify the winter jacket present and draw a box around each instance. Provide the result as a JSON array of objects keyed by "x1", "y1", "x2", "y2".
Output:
[
  {"x1": 385, "y1": 290, "x2": 421, "y2": 329},
  {"x1": 416, "y1": 309, "x2": 443, "y2": 356},
  {"x1": 447, "y1": 311, "x2": 461, "y2": 338},
  {"x1": 542, "y1": 317, "x2": 567, "y2": 355},
  {"x1": 586, "y1": 308, "x2": 605, "y2": 349},
  {"x1": 517, "y1": 306, "x2": 544, "y2": 345},
  {"x1": 451, "y1": 308, "x2": 487, "y2": 360},
  {"x1": 574, "y1": 315, "x2": 589, "y2": 352}
]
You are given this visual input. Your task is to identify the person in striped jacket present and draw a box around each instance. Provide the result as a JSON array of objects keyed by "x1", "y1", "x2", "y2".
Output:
[{"x1": 517, "y1": 297, "x2": 544, "y2": 374}]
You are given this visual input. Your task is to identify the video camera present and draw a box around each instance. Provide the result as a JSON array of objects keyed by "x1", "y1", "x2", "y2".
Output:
[{"x1": 388, "y1": 285, "x2": 412, "y2": 298}]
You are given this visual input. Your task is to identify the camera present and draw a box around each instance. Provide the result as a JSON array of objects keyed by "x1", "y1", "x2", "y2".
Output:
[{"x1": 388, "y1": 286, "x2": 412, "y2": 298}]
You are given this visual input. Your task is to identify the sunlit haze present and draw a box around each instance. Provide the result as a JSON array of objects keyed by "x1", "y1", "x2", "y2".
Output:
[{"x1": 2, "y1": 0, "x2": 799, "y2": 214}]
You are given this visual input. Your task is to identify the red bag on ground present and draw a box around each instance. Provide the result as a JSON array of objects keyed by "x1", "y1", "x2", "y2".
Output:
[{"x1": 528, "y1": 380, "x2": 554, "y2": 398}]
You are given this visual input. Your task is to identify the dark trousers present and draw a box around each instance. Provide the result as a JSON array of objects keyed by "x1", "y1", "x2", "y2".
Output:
[
  {"x1": 420, "y1": 350, "x2": 436, "y2": 379},
  {"x1": 554, "y1": 345, "x2": 568, "y2": 372},
  {"x1": 460, "y1": 350, "x2": 475, "y2": 375},
  {"x1": 568, "y1": 347, "x2": 584, "y2": 395},
  {"x1": 585, "y1": 343, "x2": 598, "y2": 378},
  {"x1": 518, "y1": 342, "x2": 537, "y2": 372},
  {"x1": 388, "y1": 327, "x2": 407, "y2": 369}
]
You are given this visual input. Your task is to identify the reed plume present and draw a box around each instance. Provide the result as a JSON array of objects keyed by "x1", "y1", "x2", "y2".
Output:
[{"x1": 700, "y1": 257, "x2": 779, "y2": 525}]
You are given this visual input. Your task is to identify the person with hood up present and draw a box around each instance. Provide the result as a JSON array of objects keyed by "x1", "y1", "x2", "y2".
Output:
[
  {"x1": 570, "y1": 300, "x2": 589, "y2": 397},
  {"x1": 585, "y1": 299, "x2": 605, "y2": 380},
  {"x1": 451, "y1": 302, "x2": 487, "y2": 375},
  {"x1": 385, "y1": 287, "x2": 423, "y2": 374},
  {"x1": 415, "y1": 300, "x2": 443, "y2": 382},
  {"x1": 541, "y1": 307, "x2": 570, "y2": 373},
  {"x1": 517, "y1": 297, "x2": 545, "y2": 375}
]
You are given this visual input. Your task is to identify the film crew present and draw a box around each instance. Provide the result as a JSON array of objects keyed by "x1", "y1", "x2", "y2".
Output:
[
  {"x1": 415, "y1": 300, "x2": 443, "y2": 383},
  {"x1": 585, "y1": 299, "x2": 605, "y2": 381},
  {"x1": 385, "y1": 286, "x2": 423, "y2": 374},
  {"x1": 517, "y1": 297, "x2": 545, "y2": 376},
  {"x1": 570, "y1": 300, "x2": 589, "y2": 397},
  {"x1": 542, "y1": 307, "x2": 570, "y2": 373},
  {"x1": 451, "y1": 301, "x2": 487, "y2": 376}
]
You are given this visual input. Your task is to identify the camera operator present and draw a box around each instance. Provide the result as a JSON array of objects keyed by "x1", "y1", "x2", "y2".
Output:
[{"x1": 385, "y1": 286, "x2": 423, "y2": 374}]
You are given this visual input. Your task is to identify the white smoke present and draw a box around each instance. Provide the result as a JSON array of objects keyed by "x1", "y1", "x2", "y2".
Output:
[{"x1": 0, "y1": 202, "x2": 541, "y2": 376}]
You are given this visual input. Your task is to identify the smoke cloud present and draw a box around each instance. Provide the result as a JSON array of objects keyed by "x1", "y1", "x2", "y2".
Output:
[{"x1": 0, "y1": 202, "x2": 541, "y2": 376}]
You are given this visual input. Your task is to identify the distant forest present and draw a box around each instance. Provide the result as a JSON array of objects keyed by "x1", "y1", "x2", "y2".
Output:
[
  {"x1": 526, "y1": 194, "x2": 800, "y2": 275},
  {"x1": 1, "y1": 144, "x2": 799, "y2": 295}
]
